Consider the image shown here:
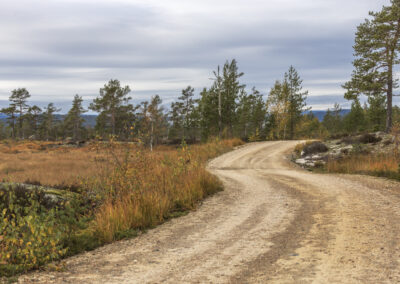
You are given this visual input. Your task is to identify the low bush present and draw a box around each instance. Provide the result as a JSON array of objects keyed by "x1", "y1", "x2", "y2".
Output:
[
  {"x1": 358, "y1": 133, "x2": 382, "y2": 144},
  {"x1": 302, "y1": 141, "x2": 328, "y2": 156},
  {"x1": 341, "y1": 133, "x2": 382, "y2": 145}
]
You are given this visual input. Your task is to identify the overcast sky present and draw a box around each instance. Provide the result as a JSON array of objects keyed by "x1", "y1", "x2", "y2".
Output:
[{"x1": 0, "y1": 0, "x2": 394, "y2": 112}]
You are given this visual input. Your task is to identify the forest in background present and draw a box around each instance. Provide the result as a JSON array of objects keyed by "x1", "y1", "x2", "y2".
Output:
[{"x1": 0, "y1": 59, "x2": 399, "y2": 147}]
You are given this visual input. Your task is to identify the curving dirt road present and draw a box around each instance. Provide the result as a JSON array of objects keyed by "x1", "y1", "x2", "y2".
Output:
[{"x1": 19, "y1": 141, "x2": 400, "y2": 283}]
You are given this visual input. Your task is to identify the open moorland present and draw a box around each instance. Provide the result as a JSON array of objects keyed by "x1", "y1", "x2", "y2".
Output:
[{"x1": 0, "y1": 138, "x2": 243, "y2": 278}]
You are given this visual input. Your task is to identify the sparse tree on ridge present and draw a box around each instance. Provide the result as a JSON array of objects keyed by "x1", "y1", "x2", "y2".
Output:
[{"x1": 9, "y1": 88, "x2": 30, "y2": 138}]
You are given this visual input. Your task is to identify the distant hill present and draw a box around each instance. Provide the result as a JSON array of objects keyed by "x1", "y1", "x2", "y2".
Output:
[
  {"x1": 54, "y1": 114, "x2": 97, "y2": 128},
  {"x1": 0, "y1": 114, "x2": 98, "y2": 128},
  {"x1": 0, "y1": 110, "x2": 349, "y2": 127},
  {"x1": 305, "y1": 109, "x2": 350, "y2": 121}
]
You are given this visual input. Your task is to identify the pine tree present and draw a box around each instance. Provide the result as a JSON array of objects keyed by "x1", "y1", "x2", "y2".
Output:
[
  {"x1": 26, "y1": 105, "x2": 42, "y2": 139},
  {"x1": 64, "y1": 95, "x2": 87, "y2": 141},
  {"x1": 41, "y1": 103, "x2": 61, "y2": 140},
  {"x1": 284, "y1": 66, "x2": 309, "y2": 139},
  {"x1": 169, "y1": 101, "x2": 183, "y2": 141},
  {"x1": 138, "y1": 96, "x2": 166, "y2": 150},
  {"x1": 343, "y1": 0, "x2": 400, "y2": 132},
  {"x1": 236, "y1": 88, "x2": 266, "y2": 139},
  {"x1": 221, "y1": 59, "x2": 245, "y2": 136},
  {"x1": 0, "y1": 105, "x2": 17, "y2": 138},
  {"x1": 343, "y1": 100, "x2": 367, "y2": 133},
  {"x1": 170, "y1": 86, "x2": 197, "y2": 141},
  {"x1": 367, "y1": 94, "x2": 387, "y2": 131},
  {"x1": 322, "y1": 103, "x2": 343, "y2": 136},
  {"x1": 198, "y1": 87, "x2": 219, "y2": 140},
  {"x1": 89, "y1": 79, "x2": 131, "y2": 136},
  {"x1": 266, "y1": 80, "x2": 290, "y2": 139},
  {"x1": 9, "y1": 88, "x2": 31, "y2": 138}
]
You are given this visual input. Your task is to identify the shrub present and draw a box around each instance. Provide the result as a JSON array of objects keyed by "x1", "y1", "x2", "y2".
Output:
[
  {"x1": 0, "y1": 188, "x2": 67, "y2": 276},
  {"x1": 91, "y1": 139, "x2": 236, "y2": 243},
  {"x1": 341, "y1": 133, "x2": 382, "y2": 145},
  {"x1": 358, "y1": 133, "x2": 382, "y2": 144}
]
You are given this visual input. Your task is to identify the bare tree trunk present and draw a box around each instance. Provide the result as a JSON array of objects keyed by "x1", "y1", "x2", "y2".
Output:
[
  {"x1": 150, "y1": 119, "x2": 154, "y2": 152},
  {"x1": 111, "y1": 109, "x2": 116, "y2": 135},
  {"x1": 386, "y1": 66, "x2": 393, "y2": 133},
  {"x1": 218, "y1": 88, "x2": 221, "y2": 139}
]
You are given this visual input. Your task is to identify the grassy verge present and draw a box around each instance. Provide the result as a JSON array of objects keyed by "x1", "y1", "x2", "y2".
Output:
[
  {"x1": 325, "y1": 154, "x2": 400, "y2": 180},
  {"x1": 0, "y1": 138, "x2": 243, "y2": 278}
]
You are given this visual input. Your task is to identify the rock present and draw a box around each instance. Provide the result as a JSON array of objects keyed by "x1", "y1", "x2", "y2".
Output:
[
  {"x1": 0, "y1": 182, "x2": 78, "y2": 209},
  {"x1": 295, "y1": 158, "x2": 307, "y2": 165},
  {"x1": 375, "y1": 131, "x2": 385, "y2": 137},
  {"x1": 64, "y1": 137, "x2": 75, "y2": 145},
  {"x1": 302, "y1": 141, "x2": 329, "y2": 156},
  {"x1": 340, "y1": 145, "x2": 353, "y2": 154},
  {"x1": 76, "y1": 140, "x2": 86, "y2": 146},
  {"x1": 358, "y1": 133, "x2": 382, "y2": 144}
]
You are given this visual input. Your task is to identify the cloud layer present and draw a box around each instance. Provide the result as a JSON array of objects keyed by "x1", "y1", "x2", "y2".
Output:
[{"x1": 0, "y1": 0, "x2": 391, "y2": 111}]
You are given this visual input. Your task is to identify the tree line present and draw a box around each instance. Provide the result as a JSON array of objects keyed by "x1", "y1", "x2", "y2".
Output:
[
  {"x1": 1, "y1": 1, "x2": 400, "y2": 145},
  {"x1": 0, "y1": 62, "x2": 313, "y2": 146},
  {"x1": 1, "y1": 59, "x2": 398, "y2": 148}
]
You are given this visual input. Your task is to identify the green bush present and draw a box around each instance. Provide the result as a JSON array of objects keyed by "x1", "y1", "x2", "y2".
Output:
[{"x1": 0, "y1": 187, "x2": 68, "y2": 276}]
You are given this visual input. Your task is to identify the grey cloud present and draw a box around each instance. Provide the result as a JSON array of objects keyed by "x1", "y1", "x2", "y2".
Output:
[{"x1": 0, "y1": 0, "x2": 394, "y2": 111}]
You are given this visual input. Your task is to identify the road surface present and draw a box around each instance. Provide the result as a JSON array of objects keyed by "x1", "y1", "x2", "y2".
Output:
[{"x1": 19, "y1": 141, "x2": 400, "y2": 283}]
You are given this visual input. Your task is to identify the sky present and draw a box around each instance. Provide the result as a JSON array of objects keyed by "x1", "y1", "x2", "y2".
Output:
[{"x1": 0, "y1": 0, "x2": 395, "y2": 112}]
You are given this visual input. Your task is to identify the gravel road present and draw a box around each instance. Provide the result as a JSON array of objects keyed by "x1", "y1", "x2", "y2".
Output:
[{"x1": 19, "y1": 141, "x2": 400, "y2": 283}]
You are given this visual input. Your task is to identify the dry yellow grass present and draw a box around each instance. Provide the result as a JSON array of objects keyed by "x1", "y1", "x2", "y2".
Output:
[
  {"x1": 91, "y1": 138, "x2": 244, "y2": 242},
  {"x1": 0, "y1": 142, "x2": 111, "y2": 187},
  {"x1": 0, "y1": 138, "x2": 245, "y2": 244},
  {"x1": 326, "y1": 154, "x2": 399, "y2": 178}
]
